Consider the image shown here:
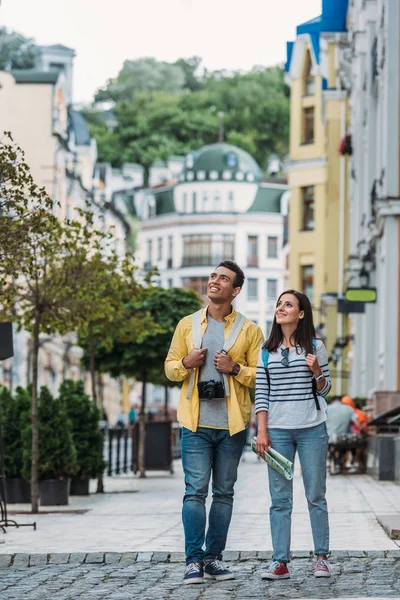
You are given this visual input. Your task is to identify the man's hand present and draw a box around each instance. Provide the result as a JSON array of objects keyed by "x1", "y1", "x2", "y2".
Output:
[
  {"x1": 256, "y1": 430, "x2": 271, "y2": 456},
  {"x1": 182, "y1": 348, "x2": 208, "y2": 369},
  {"x1": 214, "y1": 351, "x2": 235, "y2": 374}
]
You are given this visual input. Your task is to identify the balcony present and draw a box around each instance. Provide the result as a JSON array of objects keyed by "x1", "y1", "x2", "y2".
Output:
[{"x1": 182, "y1": 255, "x2": 233, "y2": 267}]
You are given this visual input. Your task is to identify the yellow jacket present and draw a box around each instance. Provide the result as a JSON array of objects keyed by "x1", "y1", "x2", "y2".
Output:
[{"x1": 165, "y1": 307, "x2": 264, "y2": 436}]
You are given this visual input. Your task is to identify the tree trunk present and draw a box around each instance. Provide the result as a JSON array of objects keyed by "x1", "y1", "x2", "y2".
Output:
[
  {"x1": 138, "y1": 381, "x2": 147, "y2": 478},
  {"x1": 164, "y1": 386, "x2": 169, "y2": 420},
  {"x1": 31, "y1": 313, "x2": 40, "y2": 513},
  {"x1": 89, "y1": 326, "x2": 97, "y2": 407}
]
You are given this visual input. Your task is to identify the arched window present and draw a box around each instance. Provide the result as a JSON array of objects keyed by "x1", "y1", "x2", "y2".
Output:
[{"x1": 304, "y1": 51, "x2": 315, "y2": 96}]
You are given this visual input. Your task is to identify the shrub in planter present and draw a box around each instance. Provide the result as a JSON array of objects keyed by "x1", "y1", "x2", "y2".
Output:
[
  {"x1": 60, "y1": 380, "x2": 105, "y2": 495},
  {"x1": 23, "y1": 385, "x2": 77, "y2": 505},
  {"x1": 0, "y1": 386, "x2": 31, "y2": 503}
]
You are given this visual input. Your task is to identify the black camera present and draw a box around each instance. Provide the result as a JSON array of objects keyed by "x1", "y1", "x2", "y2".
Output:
[{"x1": 197, "y1": 379, "x2": 225, "y2": 400}]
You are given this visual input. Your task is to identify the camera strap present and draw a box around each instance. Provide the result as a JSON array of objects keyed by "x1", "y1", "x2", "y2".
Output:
[{"x1": 186, "y1": 309, "x2": 246, "y2": 399}]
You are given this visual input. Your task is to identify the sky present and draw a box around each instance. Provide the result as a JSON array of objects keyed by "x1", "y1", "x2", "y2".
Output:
[{"x1": 1, "y1": 0, "x2": 321, "y2": 104}]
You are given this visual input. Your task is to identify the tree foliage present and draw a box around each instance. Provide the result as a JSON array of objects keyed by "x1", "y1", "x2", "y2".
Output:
[
  {"x1": 0, "y1": 27, "x2": 36, "y2": 70},
  {"x1": 86, "y1": 58, "x2": 289, "y2": 173},
  {"x1": 60, "y1": 380, "x2": 104, "y2": 479}
]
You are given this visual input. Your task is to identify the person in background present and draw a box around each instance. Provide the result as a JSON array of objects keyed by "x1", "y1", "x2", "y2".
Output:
[
  {"x1": 128, "y1": 404, "x2": 137, "y2": 426},
  {"x1": 326, "y1": 395, "x2": 360, "y2": 474}
]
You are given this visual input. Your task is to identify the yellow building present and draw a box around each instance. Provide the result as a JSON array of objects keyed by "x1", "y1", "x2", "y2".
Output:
[{"x1": 285, "y1": 1, "x2": 350, "y2": 394}]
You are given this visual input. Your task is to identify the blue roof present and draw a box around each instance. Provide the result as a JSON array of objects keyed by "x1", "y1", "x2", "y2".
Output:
[
  {"x1": 320, "y1": 0, "x2": 349, "y2": 32},
  {"x1": 285, "y1": 42, "x2": 294, "y2": 73},
  {"x1": 297, "y1": 16, "x2": 321, "y2": 36},
  {"x1": 286, "y1": 0, "x2": 348, "y2": 74}
]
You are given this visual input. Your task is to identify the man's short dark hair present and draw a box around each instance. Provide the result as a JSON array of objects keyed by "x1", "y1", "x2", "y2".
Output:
[
  {"x1": 330, "y1": 395, "x2": 342, "y2": 403},
  {"x1": 217, "y1": 261, "x2": 245, "y2": 288}
]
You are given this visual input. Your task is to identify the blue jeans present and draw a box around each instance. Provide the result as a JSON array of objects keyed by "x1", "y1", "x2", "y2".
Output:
[
  {"x1": 181, "y1": 426, "x2": 246, "y2": 564},
  {"x1": 267, "y1": 422, "x2": 329, "y2": 563}
]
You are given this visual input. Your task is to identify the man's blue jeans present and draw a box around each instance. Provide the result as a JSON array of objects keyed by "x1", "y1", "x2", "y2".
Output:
[
  {"x1": 267, "y1": 422, "x2": 329, "y2": 563},
  {"x1": 181, "y1": 426, "x2": 246, "y2": 564}
]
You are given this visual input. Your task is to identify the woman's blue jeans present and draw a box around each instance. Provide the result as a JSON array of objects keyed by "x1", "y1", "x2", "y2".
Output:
[
  {"x1": 267, "y1": 422, "x2": 329, "y2": 563},
  {"x1": 181, "y1": 426, "x2": 246, "y2": 564}
]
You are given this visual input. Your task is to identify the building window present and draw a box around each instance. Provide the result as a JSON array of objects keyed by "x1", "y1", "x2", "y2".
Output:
[
  {"x1": 147, "y1": 239, "x2": 152, "y2": 262},
  {"x1": 267, "y1": 278, "x2": 278, "y2": 300},
  {"x1": 304, "y1": 52, "x2": 315, "y2": 96},
  {"x1": 266, "y1": 320, "x2": 273, "y2": 336},
  {"x1": 301, "y1": 265, "x2": 314, "y2": 304},
  {"x1": 203, "y1": 191, "x2": 209, "y2": 212},
  {"x1": 193, "y1": 192, "x2": 197, "y2": 213},
  {"x1": 182, "y1": 234, "x2": 235, "y2": 266},
  {"x1": 302, "y1": 186, "x2": 315, "y2": 230},
  {"x1": 267, "y1": 236, "x2": 278, "y2": 258},
  {"x1": 157, "y1": 237, "x2": 163, "y2": 261},
  {"x1": 248, "y1": 278, "x2": 258, "y2": 300},
  {"x1": 247, "y1": 235, "x2": 258, "y2": 267},
  {"x1": 183, "y1": 192, "x2": 188, "y2": 213},
  {"x1": 302, "y1": 107, "x2": 315, "y2": 144},
  {"x1": 182, "y1": 277, "x2": 209, "y2": 300},
  {"x1": 167, "y1": 278, "x2": 173, "y2": 288},
  {"x1": 214, "y1": 191, "x2": 221, "y2": 211},
  {"x1": 227, "y1": 191, "x2": 234, "y2": 212},
  {"x1": 167, "y1": 235, "x2": 173, "y2": 268}
]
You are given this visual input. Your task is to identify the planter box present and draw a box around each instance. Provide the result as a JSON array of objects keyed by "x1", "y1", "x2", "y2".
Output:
[
  {"x1": 367, "y1": 434, "x2": 396, "y2": 481},
  {"x1": 39, "y1": 478, "x2": 70, "y2": 506},
  {"x1": 70, "y1": 475, "x2": 90, "y2": 496},
  {"x1": 4, "y1": 478, "x2": 31, "y2": 504}
]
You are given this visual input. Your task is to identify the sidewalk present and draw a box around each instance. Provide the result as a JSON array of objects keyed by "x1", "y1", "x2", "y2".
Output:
[{"x1": 1, "y1": 450, "x2": 399, "y2": 554}]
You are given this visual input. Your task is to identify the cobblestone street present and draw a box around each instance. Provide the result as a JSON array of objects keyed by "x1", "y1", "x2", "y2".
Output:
[{"x1": 0, "y1": 551, "x2": 400, "y2": 599}]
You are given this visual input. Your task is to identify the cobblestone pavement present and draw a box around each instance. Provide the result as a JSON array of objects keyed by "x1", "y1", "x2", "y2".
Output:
[{"x1": 0, "y1": 551, "x2": 399, "y2": 599}]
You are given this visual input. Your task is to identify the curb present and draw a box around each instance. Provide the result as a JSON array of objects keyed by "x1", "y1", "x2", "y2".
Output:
[{"x1": 0, "y1": 549, "x2": 399, "y2": 567}]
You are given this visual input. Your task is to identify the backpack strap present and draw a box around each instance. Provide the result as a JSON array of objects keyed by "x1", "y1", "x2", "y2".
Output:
[
  {"x1": 261, "y1": 347, "x2": 271, "y2": 399},
  {"x1": 186, "y1": 309, "x2": 203, "y2": 400},
  {"x1": 311, "y1": 338, "x2": 321, "y2": 411}
]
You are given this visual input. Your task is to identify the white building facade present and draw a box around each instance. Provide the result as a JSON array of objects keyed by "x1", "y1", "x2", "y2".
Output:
[
  {"x1": 136, "y1": 143, "x2": 288, "y2": 341},
  {"x1": 339, "y1": 0, "x2": 400, "y2": 400}
]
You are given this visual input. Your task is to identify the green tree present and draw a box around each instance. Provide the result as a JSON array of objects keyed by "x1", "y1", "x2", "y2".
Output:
[
  {"x1": 0, "y1": 386, "x2": 31, "y2": 479},
  {"x1": 60, "y1": 380, "x2": 104, "y2": 479},
  {"x1": 0, "y1": 134, "x2": 106, "y2": 512},
  {"x1": 22, "y1": 386, "x2": 77, "y2": 481},
  {"x1": 0, "y1": 27, "x2": 36, "y2": 70},
  {"x1": 89, "y1": 286, "x2": 201, "y2": 477},
  {"x1": 87, "y1": 59, "x2": 290, "y2": 173}
]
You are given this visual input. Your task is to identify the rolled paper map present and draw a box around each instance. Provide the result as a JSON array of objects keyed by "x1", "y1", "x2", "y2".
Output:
[{"x1": 251, "y1": 438, "x2": 293, "y2": 480}]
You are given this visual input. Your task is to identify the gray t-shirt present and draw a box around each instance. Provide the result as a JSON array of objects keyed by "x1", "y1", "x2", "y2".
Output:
[
  {"x1": 326, "y1": 401, "x2": 357, "y2": 440},
  {"x1": 198, "y1": 316, "x2": 229, "y2": 429}
]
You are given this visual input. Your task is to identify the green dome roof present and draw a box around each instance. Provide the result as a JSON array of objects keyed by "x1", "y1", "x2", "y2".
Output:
[{"x1": 180, "y1": 143, "x2": 262, "y2": 183}]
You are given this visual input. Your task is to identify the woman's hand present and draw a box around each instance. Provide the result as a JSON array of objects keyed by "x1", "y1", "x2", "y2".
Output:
[
  {"x1": 305, "y1": 354, "x2": 322, "y2": 377},
  {"x1": 256, "y1": 430, "x2": 271, "y2": 456}
]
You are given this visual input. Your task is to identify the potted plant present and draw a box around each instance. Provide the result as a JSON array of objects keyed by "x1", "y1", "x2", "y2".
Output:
[
  {"x1": 0, "y1": 386, "x2": 31, "y2": 503},
  {"x1": 60, "y1": 380, "x2": 105, "y2": 495},
  {"x1": 23, "y1": 386, "x2": 77, "y2": 506}
]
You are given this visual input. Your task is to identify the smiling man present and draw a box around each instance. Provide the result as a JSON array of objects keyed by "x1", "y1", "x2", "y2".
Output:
[{"x1": 165, "y1": 260, "x2": 264, "y2": 585}]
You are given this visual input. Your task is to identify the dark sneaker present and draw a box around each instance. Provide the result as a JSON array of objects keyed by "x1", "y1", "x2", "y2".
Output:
[
  {"x1": 183, "y1": 562, "x2": 204, "y2": 585},
  {"x1": 261, "y1": 561, "x2": 290, "y2": 580},
  {"x1": 204, "y1": 559, "x2": 235, "y2": 581},
  {"x1": 314, "y1": 558, "x2": 332, "y2": 578}
]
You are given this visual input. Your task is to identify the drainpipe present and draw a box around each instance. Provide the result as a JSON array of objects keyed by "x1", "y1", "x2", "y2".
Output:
[{"x1": 336, "y1": 47, "x2": 346, "y2": 395}]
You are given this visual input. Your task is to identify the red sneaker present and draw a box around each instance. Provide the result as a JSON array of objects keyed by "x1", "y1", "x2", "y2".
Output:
[
  {"x1": 315, "y1": 558, "x2": 332, "y2": 578},
  {"x1": 261, "y1": 561, "x2": 290, "y2": 580}
]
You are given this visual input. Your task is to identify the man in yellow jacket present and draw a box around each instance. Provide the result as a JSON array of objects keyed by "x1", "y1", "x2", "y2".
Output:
[{"x1": 165, "y1": 261, "x2": 264, "y2": 585}]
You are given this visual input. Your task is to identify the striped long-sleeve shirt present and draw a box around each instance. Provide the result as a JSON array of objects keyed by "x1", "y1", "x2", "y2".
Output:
[{"x1": 254, "y1": 339, "x2": 331, "y2": 429}]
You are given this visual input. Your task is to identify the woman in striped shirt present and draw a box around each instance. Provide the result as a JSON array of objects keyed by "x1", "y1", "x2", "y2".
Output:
[{"x1": 255, "y1": 290, "x2": 332, "y2": 581}]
